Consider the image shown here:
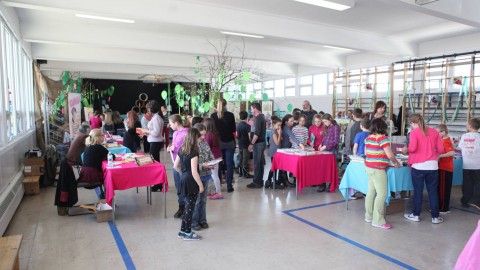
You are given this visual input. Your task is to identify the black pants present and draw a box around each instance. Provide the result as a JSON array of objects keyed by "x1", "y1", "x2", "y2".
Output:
[
  {"x1": 181, "y1": 193, "x2": 198, "y2": 233},
  {"x1": 438, "y1": 170, "x2": 453, "y2": 212},
  {"x1": 461, "y1": 169, "x2": 480, "y2": 206},
  {"x1": 149, "y1": 142, "x2": 164, "y2": 162},
  {"x1": 267, "y1": 157, "x2": 277, "y2": 181},
  {"x1": 143, "y1": 136, "x2": 150, "y2": 153}
]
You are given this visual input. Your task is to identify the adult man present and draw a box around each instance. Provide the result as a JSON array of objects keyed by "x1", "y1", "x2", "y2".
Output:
[
  {"x1": 301, "y1": 100, "x2": 318, "y2": 128},
  {"x1": 247, "y1": 102, "x2": 266, "y2": 189},
  {"x1": 66, "y1": 122, "x2": 91, "y2": 165}
]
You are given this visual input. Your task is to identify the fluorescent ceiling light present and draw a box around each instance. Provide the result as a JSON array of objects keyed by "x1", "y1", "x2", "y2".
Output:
[
  {"x1": 75, "y1": 14, "x2": 135, "y2": 24},
  {"x1": 323, "y1": 45, "x2": 354, "y2": 51},
  {"x1": 293, "y1": 0, "x2": 354, "y2": 11},
  {"x1": 220, "y1": 31, "x2": 264, "y2": 39}
]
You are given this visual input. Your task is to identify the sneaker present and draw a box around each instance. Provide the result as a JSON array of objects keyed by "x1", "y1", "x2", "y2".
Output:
[
  {"x1": 404, "y1": 213, "x2": 420, "y2": 222},
  {"x1": 200, "y1": 222, "x2": 209, "y2": 229},
  {"x1": 191, "y1": 225, "x2": 202, "y2": 231},
  {"x1": 365, "y1": 218, "x2": 372, "y2": 223},
  {"x1": 349, "y1": 195, "x2": 358, "y2": 200},
  {"x1": 183, "y1": 232, "x2": 202, "y2": 241},
  {"x1": 227, "y1": 187, "x2": 234, "y2": 193},
  {"x1": 209, "y1": 193, "x2": 224, "y2": 200},
  {"x1": 177, "y1": 231, "x2": 187, "y2": 239},
  {"x1": 372, "y1": 223, "x2": 392, "y2": 229},
  {"x1": 469, "y1": 203, "x2": 480, "y2": 211},
  {"x1": 246, "y1": 183, "x2": 262, "y2": 189},
  {"x1": 439, "y1": 211, "x2": 451, "y2": 215},
  {"x1": 432, "y1": 217, "x2": 444, "y2": 224}
]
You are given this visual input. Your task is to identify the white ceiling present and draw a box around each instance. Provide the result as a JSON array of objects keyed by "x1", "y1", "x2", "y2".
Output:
[{"x1": 2, "y1": 0, "x2": 480, "y2": 82}]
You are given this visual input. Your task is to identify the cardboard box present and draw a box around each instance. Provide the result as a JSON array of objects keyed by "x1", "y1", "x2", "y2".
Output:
[
  {"x1": 24, "y1": 157, "x2": 45, "y2": 176},
  {"x1": 96, "y1": 200, "x2": 112, "y2": 223},
  {"x1": 23, "y1": 175, "x2": 40, "y2": 195},
  {"x1": 385, "y1": 198, "x2": 406, "y2": 215}
]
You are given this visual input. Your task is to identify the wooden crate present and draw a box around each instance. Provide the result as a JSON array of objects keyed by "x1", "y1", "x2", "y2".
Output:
[
  {"x1": 0, "y1": 235, "x2": 22, "y2": 270},
  {"x1": 23, "y1": 175, "x2": 40, "y2": 195}
]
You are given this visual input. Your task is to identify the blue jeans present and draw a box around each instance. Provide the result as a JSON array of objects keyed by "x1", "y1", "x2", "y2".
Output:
[
  {"x1": 222, "y1": 148, "x2": 235, "y2": 189},
  {"x1": 253, "y1": 142, "x2": 266, "y2": 186},
  {"x1": 192, "y1": 176, "x2": 210, "y2": 227},
  {"x1": 173, "y1": 169, "x2": 186, "y2": 206},
  {"x1": 411, "y1": 168, "x2": 439, "y2": 218}
]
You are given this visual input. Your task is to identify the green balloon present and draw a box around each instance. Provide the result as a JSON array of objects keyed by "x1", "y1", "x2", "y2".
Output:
[
  {"x1": 241, "y1": 85, "x2": 246, "y2": 92},
  {"x1": 185, "y1": 95, "x2": 190, "y2": 101},
  {"x1": 178, "y1": 100, "x2": 185, "y2": 107},
  {"x1": 161, "y1": 90, "x2": 167, "y2": 100},
  {"x1": 204, "y1": 103, "x2": 210, "y2": 112},
  {"x1": 175, "y1": 84, "x2": 184, "y2": 94},
  {"x1": 198, "y1": 107, "x2": 205, "y2": 113},
  {"x1": 249, "y1": 94, "x2": 255, "y2": 103},
  {"x1": 243, "y1": 71, "x2": 251, "y2": 82},
  {"x1": 287, "y1": 104, "x2": 293, "y2": 113},
  {"x1": 238, "y1": 94, "x2": 242, "y2": 101},
  {"x1": 262, "y1": 93, "x2": 269, "y2": 101},
  {"x1": 224, "y1": 92, "x2": 231, "y2": 101}
]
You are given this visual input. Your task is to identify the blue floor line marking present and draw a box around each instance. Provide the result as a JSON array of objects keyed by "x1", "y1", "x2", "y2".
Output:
[
  {"x1": 451, "y1": 206, "x2": 480, "y2": 215},
  {"x1": 96, "y1": 188, "x2": 136, "y2": 269},
  {"x1": 108, "y1": 222, "x2": 136, "y2": 270},
  {"x1": 283, "y1": 200, "x2": 417, "y2": 270}
]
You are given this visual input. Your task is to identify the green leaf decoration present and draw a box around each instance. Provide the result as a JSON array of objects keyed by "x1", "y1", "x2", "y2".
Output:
[
  {"x1": 82, "y1": 97, "x2": 89, "y2": 107},
  {"x1": 287, "y1": 104, "x2": 293, "y2": 113},
  {"x1": 198, "y1": 106, "x2": 205, "y2": 113},
  {"x1": 185, "y1": 95, "x2": 190, "y2": 101},
  {"x1": 107, "y1": 86, "x2": 115, "y2": 96},
  {"x1": 224, "y1": 92, "x2": 231, "y2": 101},
  {"x1": 59, "y1": 92, "x2": 65, "y2": 100},
  {"x1": 203, "y1": 102, "x2": 210, "y2": 112},
  {"x1": 243, "y1": 71, "x2": 251, "y2": 82},
  {"x1": 175, "y1": 84, "x2": 184, "y2": 95},
  {"x1": 178, "y1": 99, "x2": 185, "y2": 107},
  {"x1": 262, "y1": 93, "x2": 269, "y2": 101},
  {"x1": 241, "y1": 85, "x2": 246, "y2": 92},
  {"x1": 62, "y1": 71, "x2": 70, "y2": 85},
  {"x1": 61, "y1": 99, "x2": 67, "y2": 108},
  {"x1": 161, "y1": 90, "x2": 167, "y2": 100},
  {"x1": 196, "y1": 55, "x2": 200, "y2": 62},
  {"x1": 238, "y1": 94, "x2": 243, "y2": 101},
  {"x1": 249, "y1": 94, "x2": 255, "y2": 103}
]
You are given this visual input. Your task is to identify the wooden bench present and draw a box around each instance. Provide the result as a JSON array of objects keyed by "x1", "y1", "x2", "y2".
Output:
[{"x1": 0, "y1": 235, "x2": 22, "y2": 270}]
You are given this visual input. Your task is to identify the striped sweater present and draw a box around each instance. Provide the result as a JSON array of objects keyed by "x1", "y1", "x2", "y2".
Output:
[{"x1": 365, "y1": 134, "x2": 390, "y2": 170}]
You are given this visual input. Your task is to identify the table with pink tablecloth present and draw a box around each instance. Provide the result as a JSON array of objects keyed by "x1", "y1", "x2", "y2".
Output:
[
  {"x1": 271, "y1": 152, "x2": 338, "y2": 195},
  {"x1": 102, "y1": 158, "x2": 168, "y2": 221},
  {"x1": 455, "y1": 219, "x2": 480, "y2": 270}
]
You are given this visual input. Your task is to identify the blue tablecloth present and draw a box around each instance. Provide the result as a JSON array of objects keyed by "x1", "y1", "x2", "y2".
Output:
[
  {"x1": 108, "y1": 146, "x2": 132, "y2": 154},
  {"x1": 339, "y1": 162, "x2": 414, "y2": 204},
  {"x1": 453, "y1": 158, "x2": 463, "y2": 186}
]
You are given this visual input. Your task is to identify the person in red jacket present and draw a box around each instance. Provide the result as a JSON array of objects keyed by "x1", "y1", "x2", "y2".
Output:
[
  {"x1": 402, "y1": 114, "x2": 444, "y2": 224},
  {"x1": 435, "y1": 124, "x2": 455, "y2": 214}
]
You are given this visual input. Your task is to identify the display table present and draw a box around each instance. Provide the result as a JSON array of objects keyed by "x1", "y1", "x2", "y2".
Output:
[
  {"x1": 102, "y1": 156, "x2": 168, "y2": 223},
  {"x1": 339, "y1": 162, "x2": 414, "y2": 205},
  {"x1": 111, "y1": 135, "x2": 124, "y2": 145},
  {"x1": 271, "y1": 152, "x2": 338, "y2": 197}
]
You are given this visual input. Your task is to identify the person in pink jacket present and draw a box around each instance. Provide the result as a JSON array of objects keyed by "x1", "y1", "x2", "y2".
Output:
[
  {"x1": 402, "y1": 114, "x2": 444, "y2": 224},
  {"x1": 307, "y1": 114, "x2": 324, "y2": 151}
]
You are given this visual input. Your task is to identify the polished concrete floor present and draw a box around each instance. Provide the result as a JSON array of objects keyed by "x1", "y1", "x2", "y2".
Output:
[{"x1": 5, "y1": 150, "x2": 479, "y2": 270}]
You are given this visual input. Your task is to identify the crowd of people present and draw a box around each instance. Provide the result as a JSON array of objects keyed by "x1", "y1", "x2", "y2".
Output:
[{"x1": 63, "y1": 98, "x2": 480, "y2": 239}]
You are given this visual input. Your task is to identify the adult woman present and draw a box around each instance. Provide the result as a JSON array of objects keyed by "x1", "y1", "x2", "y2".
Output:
[
  {"x1": 141, "y1": 103, "x2": 153, "y2": 153},
  {"x1": 279, "y1": 114, "x2": 304, "y2": 187},
  {"x1": 308, "y1": 114, "x2": 324, "y2": 151},
  {"x1": 78, "y1": 129, "x2": 113, "y2": 198},
  {"x1": 123, "y1": 110, "x2": 141, "y2": 153},
  {"x1": 112, "y1": 111, "x2": 125, "y2": 135},
  {"x1": 370, "y1": 100, "x2": 388, "y2": 122},
  {"x1": 161, "y1": 105, "x2": 170, "y2": 149},
  {"x1": 402, "y1": 114, "x2": 444, "y2": 224},
  {"x1": 102, "y1": 111, "x2": 115, "y2": 135},
  {"x1": 210, "y1": 98, "x2": 236, "y2": 193},
  {"x1": 318, "y1": 113, "x2": 341, "y2": 192}
]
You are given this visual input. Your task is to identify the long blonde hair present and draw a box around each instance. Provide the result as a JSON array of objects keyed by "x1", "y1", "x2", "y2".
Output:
[
  {"x1": 216, "y1": 98, "x2": 226, "y2": 119},
  {"x1": 180, "y1": 129, "x2": 200, "y2": 156},
  {"x1": 409, "y1": 114, "x2": 428, "y2": 136},
  {"x1": 85, "y1": 129, "x2": 104, "y2": 146},
  {"x1": 104, "y1": 111, "x2": 113, "y2": 125}
]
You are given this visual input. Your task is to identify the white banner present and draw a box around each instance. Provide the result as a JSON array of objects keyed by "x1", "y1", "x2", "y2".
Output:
[{"x1": 68, "y1": 93, "x2": 82, "y2": 138}]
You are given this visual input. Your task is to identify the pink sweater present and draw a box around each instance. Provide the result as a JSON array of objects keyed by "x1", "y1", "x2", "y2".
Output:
[{"x1": 407, "y1": 126, "x2": 444, "y2": 166}]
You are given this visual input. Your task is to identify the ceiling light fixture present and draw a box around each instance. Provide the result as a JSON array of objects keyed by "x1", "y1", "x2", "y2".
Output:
[
  {"x1": 293, "y1": 0, "x2": 354, "y2": 11},
  {"x1": 323, "y1": 45, "x2": 354, "y2": 51},
  {"x1": 75, "y1": 14, "x2": 135, "y2": 24},
  {"x1": 220, "y1": 31, "x2": 264, "y2": 39}
]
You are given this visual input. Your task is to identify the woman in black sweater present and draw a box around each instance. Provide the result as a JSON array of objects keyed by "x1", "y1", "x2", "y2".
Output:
[{"x1": 123, "y1": 110, "x2": 142, "y2": 153}]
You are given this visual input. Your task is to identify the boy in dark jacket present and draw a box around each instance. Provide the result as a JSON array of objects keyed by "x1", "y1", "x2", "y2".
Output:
[{"x1": 236, "y1": 111, "x2": 253, "y2": 178}]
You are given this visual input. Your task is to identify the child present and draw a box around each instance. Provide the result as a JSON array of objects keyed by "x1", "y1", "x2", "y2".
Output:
[
  {"x1": 167, "y1": 114, "x2": 189, "y2": 218},
  {"x1": 174, "y1": 129, "x2": 204, "y2": 240},
  {"x1": 307, "y1": 114, "x2": 324, "y2": 151},
  {"x1": 291, "y1": 114, "x2": 308, "y2": 149},
  {"x1": 236, "y1": 111, "x2": 252, "y2": 178},
  {"x1": 364, "y1": 119, "x2": 401, "y2": 229},
  {"x1": 191, "y1": 123, "x2": 215, "y2": 230},
  {"x1": 353, "y1": 118, "x2": 371, "y2": 156},
  {"x1": 204, "y1": 118, "x2": 223, "y2": 200},
  {"x1": 459, "y1": 118, "x2": 480, "y2": 210},
  {"x1": 344, "y1": 108, "x2": 363, "y2": 155},
  {"x1": 435, "y1": 124, "x2": 455, "y2": 214},
  {"x1": 265, "y1": 117, "x2": 283, "y2": 189}
]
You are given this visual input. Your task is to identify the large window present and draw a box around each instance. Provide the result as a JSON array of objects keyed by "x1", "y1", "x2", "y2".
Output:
[
  {"x1": 264, "y1": 80, "x2": 274, "y2": 99},
  {"x1": 313, "y1": 74, "x2": 327, "y2": 95},
  {"x1": 285, "y1": 78, "x2": 296, "y2": 96},
  {"x1": 274, "y1": 80, "x2": 284, "y2": 97},
  {"x1": 0, "y1": 16, "x2": 34, "y2": 147}
]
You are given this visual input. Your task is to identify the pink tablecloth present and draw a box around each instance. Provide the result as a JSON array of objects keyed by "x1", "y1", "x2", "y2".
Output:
[
  {"x1": 102, "y1": 159, "x2": 168, "y2": 206},
  {"x1": 455, "y1": 219, "x2": 480, "y2": 270},
  {"x1": 271, "y1": 152, "x2": 338, "y2": 194}
]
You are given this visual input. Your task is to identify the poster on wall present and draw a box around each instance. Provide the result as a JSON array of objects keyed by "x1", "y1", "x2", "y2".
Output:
[
  {"x1": 227, "y1": 101, "x2": 241, "y2": 122},
  {"x1": 84, "y1": 107, "x2": 93, "y2": 124},
  {"x1": 262, "y1": 100, "x2": 273, "y2": 129},
  {"x1": 68, "y1": 93, "x2": 81, "y2": 139}
]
